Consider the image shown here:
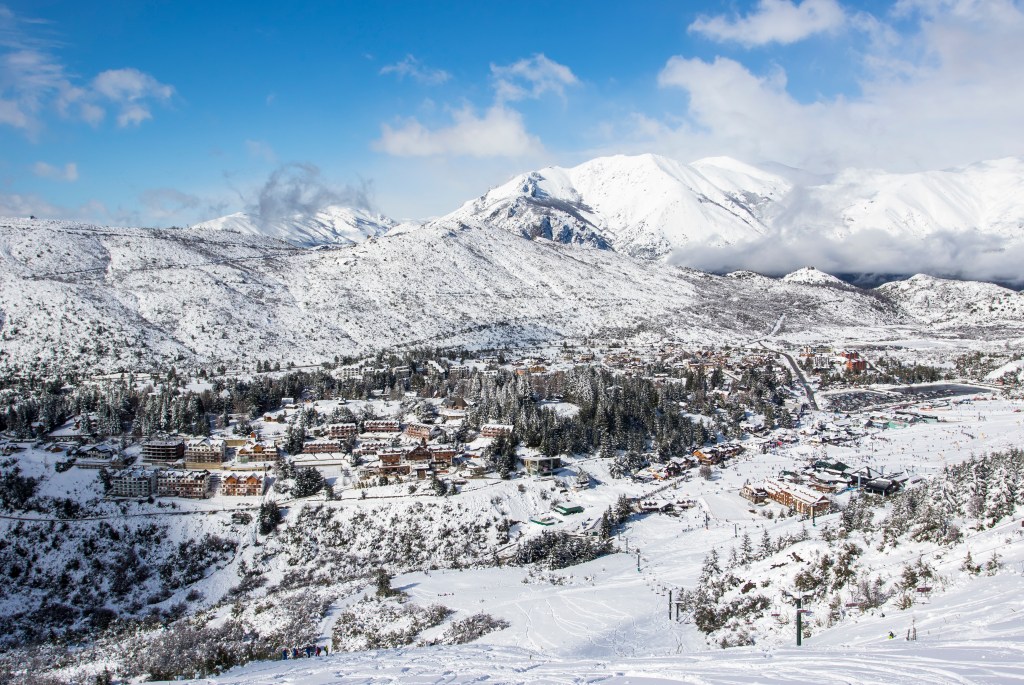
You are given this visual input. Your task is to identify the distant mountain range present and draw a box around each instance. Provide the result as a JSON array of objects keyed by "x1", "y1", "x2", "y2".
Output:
[{"x1": 194, "y1": 153, "x2": 1024, "y2": 285}]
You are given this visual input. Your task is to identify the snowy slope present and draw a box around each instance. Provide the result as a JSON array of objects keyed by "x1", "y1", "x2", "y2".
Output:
[
  {"x1": 876, "y1": 273, "x2": 1024, "y2": 328},
  {"x1": 138, "y1": 399, "x2": 1024, "y2": 684},
  {"x1": 3, "y1": 216, "x2": 1024, "y2": 374},
  {"x1": 791, "y1": 157, "x2": 1024, "y2": 241},
  {"x1": 0, "y1": 216, "x2": 927, "y2": 373},
  {"x1": 441, "y1": 154, "x2": 787, "y2": 258},
  {"x1": 195, "y1": 205, "x2": 397, "y2": 247}
]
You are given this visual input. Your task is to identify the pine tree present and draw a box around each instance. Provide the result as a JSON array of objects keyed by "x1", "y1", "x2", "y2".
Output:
[{"x1": 258, "y1": 501, "x2": 281, "y2": 535}]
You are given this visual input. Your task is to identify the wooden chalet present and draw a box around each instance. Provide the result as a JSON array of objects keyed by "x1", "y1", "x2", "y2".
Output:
[{"x1": 222, "y1": 473, "x2": 265, "y2": 497}]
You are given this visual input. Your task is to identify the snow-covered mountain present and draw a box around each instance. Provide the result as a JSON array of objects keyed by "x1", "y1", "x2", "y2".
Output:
[
  {"x1": 440, "y1": 154, "x2": 786, "y2": 259},
  {"x1": 2, "y1": 216, "x2": 1023, "y2": 374},
  {"x1": 782, "y1": 157, "x2": 1024, "y2": 241},
  {"x1": 876, "y1": 273, "x2": 1024, "y2": 328},
  {"x1": 195, "y1": 205, "x2": 397, "y2": 247},
  {"x1": 439, "y1": 154, "x2": 1024, "y2": 282}
]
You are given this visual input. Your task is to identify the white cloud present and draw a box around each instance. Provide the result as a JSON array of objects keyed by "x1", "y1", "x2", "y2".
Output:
[
  {"x1": 380, "y1": 55, "x2": 451, "y2": 86},
  {"x1": 375, "y1": 104, "x2": 543, "y2": 158},
  {"x1": 649, "y1": 0, "x2": 1024, "y2": 175},
  {"x1": 689, "y1": 0, "x2": 847, "y2": 46},
  {"x1": 374, "y1": 54, "x2": 575, "y2": 159},
  {"x1": 491, "y1": 54, "x2": 578, "y2": 102},
  {"x1": 31, "y1": 160, "x2": 77, "y2": 181},
  {"x1": 92, "y1": 68, "x2": 173, "y2": 128},
  {"x1": 0, "y1": 9, "x2": 173, "y2": 132}
]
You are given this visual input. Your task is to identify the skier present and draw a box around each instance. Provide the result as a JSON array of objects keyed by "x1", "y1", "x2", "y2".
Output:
[
  {"x1": 887, "y1": 631, "x2": 895, "y2": 639},
  {"x1": 281, "y1": 648, "x2": 288, "y2": 660}
]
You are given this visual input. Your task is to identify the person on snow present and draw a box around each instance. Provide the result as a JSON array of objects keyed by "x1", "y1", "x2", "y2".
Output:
[
  {"x1": 281, "y1": 649, "x2": 288, "y2": 660},
  {"x1": 888, "y1": 631, "x2": 895, "y2": 639}
]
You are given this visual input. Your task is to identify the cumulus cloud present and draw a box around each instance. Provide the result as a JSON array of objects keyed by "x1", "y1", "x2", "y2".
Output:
[
  {"x1": 374, "y1": 53, "x2": 574, "y2": 158},
  {"x1": 374, "y1": 104, "x2": 542, "y2": 158},
  {"x1": 0, "y1": 8, "x2": 173, "y2": 133},
  {"x1": 491, "y1": 53, "x2": 578, "y2": 102},
  {"x1": 649, "y1": 1, "x2": 1024, "y2": 175},
  {"x1": 689, "y1": 0, "x2": 846, "y2": 46},
  {"x1": 31, "y1": 160, "x2": 77, "y2": 181},
  {"x1": 246, "y1": 162, "x2": 375, "y2": 228},
  {"x1": 91, "y1": 68, "x2": 174, "y2": 127},
  {"x1": 380, "y1": 54, "x2": 451, "y2": 85}
]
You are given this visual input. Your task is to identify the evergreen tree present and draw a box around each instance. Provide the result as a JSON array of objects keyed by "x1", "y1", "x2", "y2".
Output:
[
  {"x1": 258, "y1": 501, "x2": 281, "y2": 535},
  {"x1": 293, "y1": 467, "x2": 325, "y2": 498}
]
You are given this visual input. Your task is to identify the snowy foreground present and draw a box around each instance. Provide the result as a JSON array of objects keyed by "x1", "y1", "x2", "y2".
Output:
[{"x1": 174, "y1": 630, "x2": 1024, "y2": 684}]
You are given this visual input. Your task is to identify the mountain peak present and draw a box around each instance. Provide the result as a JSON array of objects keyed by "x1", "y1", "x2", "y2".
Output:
[{"x1": 782, "y1": 267, "x2": 847, "y2": 286}]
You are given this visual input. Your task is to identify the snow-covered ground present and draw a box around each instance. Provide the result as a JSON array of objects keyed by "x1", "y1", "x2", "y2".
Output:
[{"x1": 109, "y1": 397, "x2": 1024, "y2": 684}]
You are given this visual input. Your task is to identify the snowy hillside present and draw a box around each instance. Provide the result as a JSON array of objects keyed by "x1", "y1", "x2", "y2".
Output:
[
  {"x1": 442, "y1": 154, "x2": 786, "y2": 258},
  {"x1": 194, "y1": 205, "x2": 397, "y2": 247},
  {"x1": 876, "y1": 273, "x2": 1024, "y2": 329},
  {"x1": 4, "y1": 215, "x2": 1024, "y2": 374},
  {"x1": 23, "y1": 397, "x2": 1020, "y2": 685},
  {"x1": 0, "y1": 215, "x2": 936, "y2": 374}
]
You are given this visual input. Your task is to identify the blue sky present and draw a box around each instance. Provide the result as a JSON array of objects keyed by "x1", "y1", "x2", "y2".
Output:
[{"x1": 2, "y1": 0, "x2": 1023, "y2": 225}]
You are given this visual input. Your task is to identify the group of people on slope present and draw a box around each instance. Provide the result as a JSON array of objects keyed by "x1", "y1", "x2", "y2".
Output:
[{"x1": 282, "y1": 644, "x2": 329, "y2": 659}]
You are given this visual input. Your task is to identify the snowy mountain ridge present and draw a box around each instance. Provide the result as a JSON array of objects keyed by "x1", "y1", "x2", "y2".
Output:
[
  {"x1": 1, "y1": 215, "x2": 1023, "y2": 374},
  {"x1": 438, "y1": 153, "x2": 785, "y2": 258},
  {"x1": 435, "y1": 154, "x2": 1024, "y2": 280},
  {"x1": 194, "y1": 205, "x2": 397, "y2": 247},
  {"x1": 185, "y1": 154, "x2": 1024, "y2": 284}
]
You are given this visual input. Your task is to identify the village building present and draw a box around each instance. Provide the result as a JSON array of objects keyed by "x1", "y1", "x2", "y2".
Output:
[
  {"x1": 155, "y1": 469, "x2": 210, "y2": 499},
  {"x1": 302, "y1": 440, "x2": 342, "y2": 454},
  {"x1": 377, "y1": 449, "x2": 411, "y2": 476},
  {"x1": 221, "y1": 473, "x2": 265, "y2": 497},
  {"x1": 141, "y1": 439, "x2": 185, "y2": 464},
  {"x1": 109, "y1": 469, "x2": 156, "y2": 498},
  {"x1": 740, "y1": 482, "x2": 768, "y2": 504},
  {"x1": 405, "y1": 444, "x2": 432, "y2": 463},
  {"x1": 333, "y1": 366, "x2": 363, "y2": 380},
  {"x1": 364, "y1": 419, "x2": 400, "y2": 433},
  {"x1": 761, "y1": 479, "x2": 830, "y2": 515},
  {"x1": 429, "y1": 446, "x2": 458, "y2": 467},
  {"x1": 405, "y1": 422, "x2": 434, "y2": 440},
  {"x1": 185, "y1": 437, "x2": 226, "y2": 469},
  {"x1": 353, "y1": 440, "x2": 387, "y2": 457},
  {"x1": 327, "y1": 423, "x2": 358, "y2": 439},
  {"x1": 481, "y1": 423, "x2": 514, "y2": 438},
  {"x1": 73, "y1": 444, "x2": 122, "y2": 469},
  {"x1": 522, "y1": 454, "x2": 562, "y2": 476},
  {"x1": 236, "y1": 441, "x2": 279, "y2": 463}
]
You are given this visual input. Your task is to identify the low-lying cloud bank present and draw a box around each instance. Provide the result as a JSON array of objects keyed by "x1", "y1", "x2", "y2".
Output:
[{"x1": 671, "y1": 229, "x2": 1024, "y2": 288}]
